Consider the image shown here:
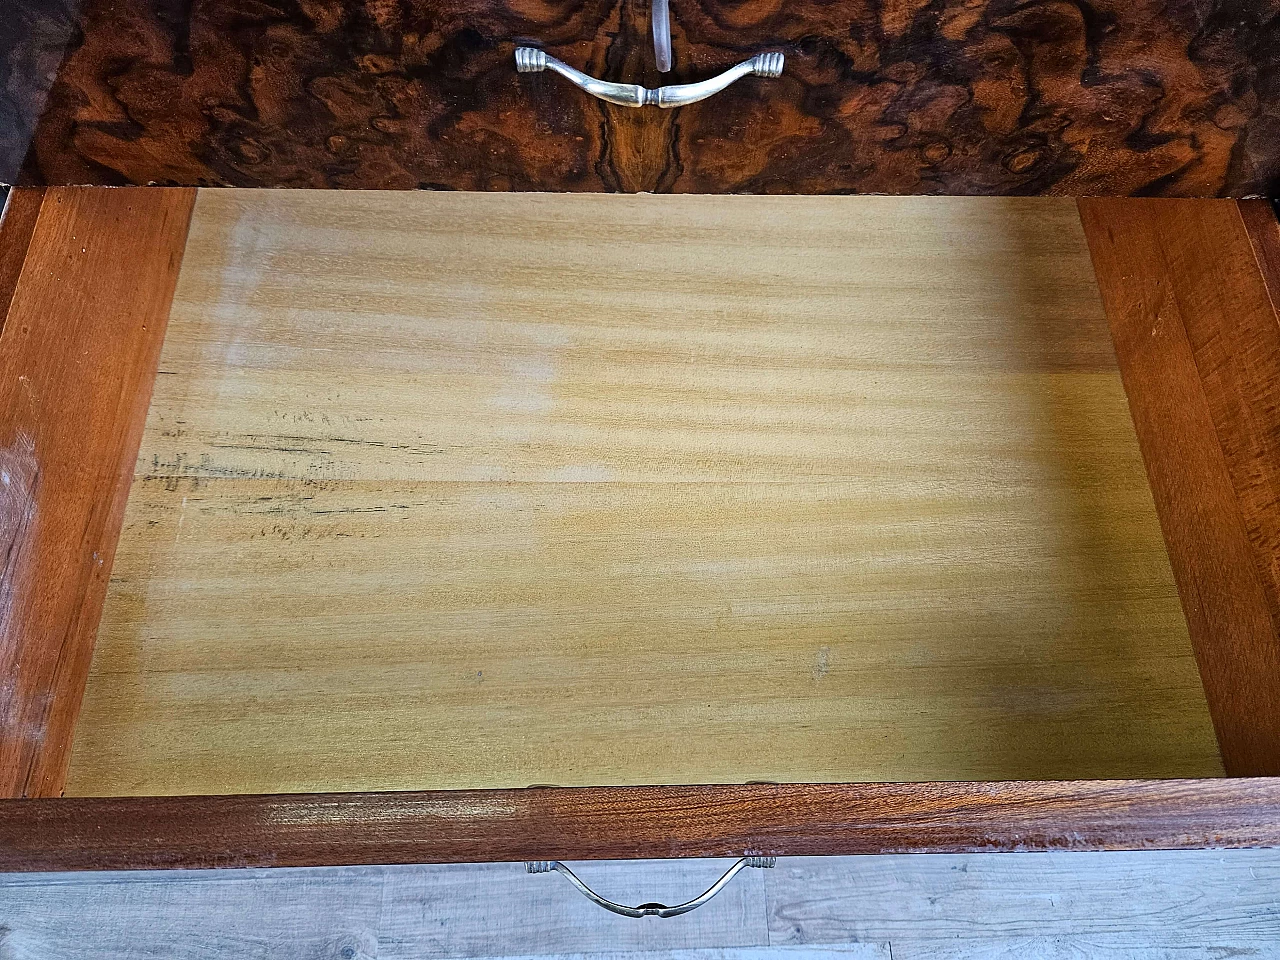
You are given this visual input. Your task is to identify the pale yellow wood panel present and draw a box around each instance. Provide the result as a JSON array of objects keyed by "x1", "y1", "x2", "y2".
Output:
[{"x1": 65, "y1": 192, "x2": 1223, "y2": 796}]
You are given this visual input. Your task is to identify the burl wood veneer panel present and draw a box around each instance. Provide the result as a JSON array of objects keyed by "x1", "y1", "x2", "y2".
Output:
[
  {"x1": 61, "y1": 192, "x2": 1221, "y2": 796},
  {"x1": 7, "y1": 0, "x2": 1280, "y2": 194}
]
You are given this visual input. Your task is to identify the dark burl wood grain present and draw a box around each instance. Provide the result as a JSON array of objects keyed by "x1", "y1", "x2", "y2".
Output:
[
  {"x1": 0, "y1": 0, "x2": 80, "y2": 184},
  {"x1": 6, "y1": 0, "x2": 1280, "y2": 193}
]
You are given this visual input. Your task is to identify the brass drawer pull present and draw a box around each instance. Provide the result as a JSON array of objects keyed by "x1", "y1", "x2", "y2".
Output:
[
  {"x1": 514, "y1": 48, "x2": 784, "y2": 108},
  {"x1": 525, "y1": 856, "x2": 776, "y2": 918}
]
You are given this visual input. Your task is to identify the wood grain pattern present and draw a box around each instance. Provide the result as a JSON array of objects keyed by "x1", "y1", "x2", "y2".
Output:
[
  {"x1": 0, "y1": 187, "x2": 44, "y2": 330},
  {"x1": 0, "y1": 0, "x2": 78, "y2": 184},
  {"x1": 63, "y1": 191, "x2": 1221, "y2": 797},
  {"x1": 0, "y1": 186, "x2": 195, "y2": 798},
  {"x1": 765, "y1": 851, "x2": 1280, "y2": 954},
  {"x1": 3, "y1": 779, "x2": 1280, "y2": 871},
  {"x1": 9, "y1": 0, "x2": 1280, "y2": 195},
  {"x1": 6, "y1": 853, "x2": 1279, "y2": 958},
  {"x1": 378, "y1": 868, "x2": 777, "y2": 956},
  {"x1": 1239, "y1": 199, "x2": 1280, "y2": 296},
  {"x1": 1079, "y1": 198, "x2": 1280, "y2": 776}
]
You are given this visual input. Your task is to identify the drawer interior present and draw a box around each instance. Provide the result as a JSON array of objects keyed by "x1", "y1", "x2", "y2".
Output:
[{"x1": 63, "y1": 191, "x2": 1223, "y2": 797}]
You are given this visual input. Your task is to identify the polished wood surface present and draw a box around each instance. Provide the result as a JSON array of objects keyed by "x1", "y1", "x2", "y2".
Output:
[
  {"x1": 1079, "y1": 198, "x2": 1280, "y2": 777},
  {"x1": 4, "y1": 779, "x2": 1280, "y2": 871},
  {"x1": 6, "y1": 0, "x2": 1278, "y2": 195},
  {"x1": 1240, "y1": 199, "x2": 1280, "y2": 291},
  {"x1": 64, "y1": 191, "x2": 1220, "y2": 797},
  {"x1": 0, "y1": 187, "x2": 196, "y2": 797},
  {"x1": 0, "y1": 188, "x2": 44, "y2": 330}
]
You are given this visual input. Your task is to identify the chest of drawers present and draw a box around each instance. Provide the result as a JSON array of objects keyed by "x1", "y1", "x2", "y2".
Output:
[{"x1": 2, "y1": 0, "x2": 1280, "y2": 894}]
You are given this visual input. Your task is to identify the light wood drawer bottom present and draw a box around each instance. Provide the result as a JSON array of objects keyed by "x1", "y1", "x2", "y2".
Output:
[{"x1": 62, "y1": 192, "x2": 1221, "y2": 797}]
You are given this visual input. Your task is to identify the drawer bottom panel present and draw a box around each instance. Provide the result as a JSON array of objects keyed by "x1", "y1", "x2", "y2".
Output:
[{"x1": 62, "y1": 192, "x2": 1221, "y2": 797}]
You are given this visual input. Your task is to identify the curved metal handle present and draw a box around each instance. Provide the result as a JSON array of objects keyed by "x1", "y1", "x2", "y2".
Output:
[
  {"x1": 525, "y1": 857, "x2": 775, "y2": 918},
  {"x1": 514, "y1": 48, "x2": 783, "y2": 108}
]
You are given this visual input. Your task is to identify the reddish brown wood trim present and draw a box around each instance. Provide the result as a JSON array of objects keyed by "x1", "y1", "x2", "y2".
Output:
[
  {"x1": 1079, "y1": 199, "x2": 1280, "y2": 776},
  {"x1": 0, "y1": 186, "x2": 196, "y2": 798},
  {"x1": 0, "y1": 779, "x2": 1276, "y2": 872},
  {"x1": 0, "y1": 188, "x2": 45, "y2": 332},
  {"x1": 1238, "y1": 201, "x2": 1280, "y2": 302}
]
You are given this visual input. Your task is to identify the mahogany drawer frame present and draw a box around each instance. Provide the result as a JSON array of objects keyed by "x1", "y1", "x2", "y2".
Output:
[{"x1": 1, "y1": 187, "x2": 1280, "y2": 872}]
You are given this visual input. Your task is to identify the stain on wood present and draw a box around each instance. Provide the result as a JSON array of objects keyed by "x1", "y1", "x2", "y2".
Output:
[
  {"x1": 3, "y1": 779, "x2": 1280, "y2": 871},
  {"x1": 0, "y1": 186, "x2": 195, "y2": 797},
  {"x1": 1080, "y1": 198, "x2": 1280, "y2": 777},
  {"x1": 6, "y1": 0, "x2": 1280, "y2": 195}
]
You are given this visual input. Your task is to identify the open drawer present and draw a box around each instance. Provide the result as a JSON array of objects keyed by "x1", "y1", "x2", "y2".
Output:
[
  {"x1": 1, "y1": 187, "x2": 1279, "y2": 874},
  {"x1": 67, "y1": 191, "x2": 1226, "y2": 794}
]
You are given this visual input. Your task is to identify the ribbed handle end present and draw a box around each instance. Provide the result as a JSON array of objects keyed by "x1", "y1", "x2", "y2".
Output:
[
  {"x1": 751, "y1": 52, "x2": 784, "y2": 78},
  {"x1": 515, "y1": 48, "x2": 548, "y2": 73}
]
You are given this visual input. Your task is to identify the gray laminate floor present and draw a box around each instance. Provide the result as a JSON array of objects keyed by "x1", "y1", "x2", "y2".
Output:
[{"x1": 2, "y1": 851, "x2": 1279, "y2": 958}]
